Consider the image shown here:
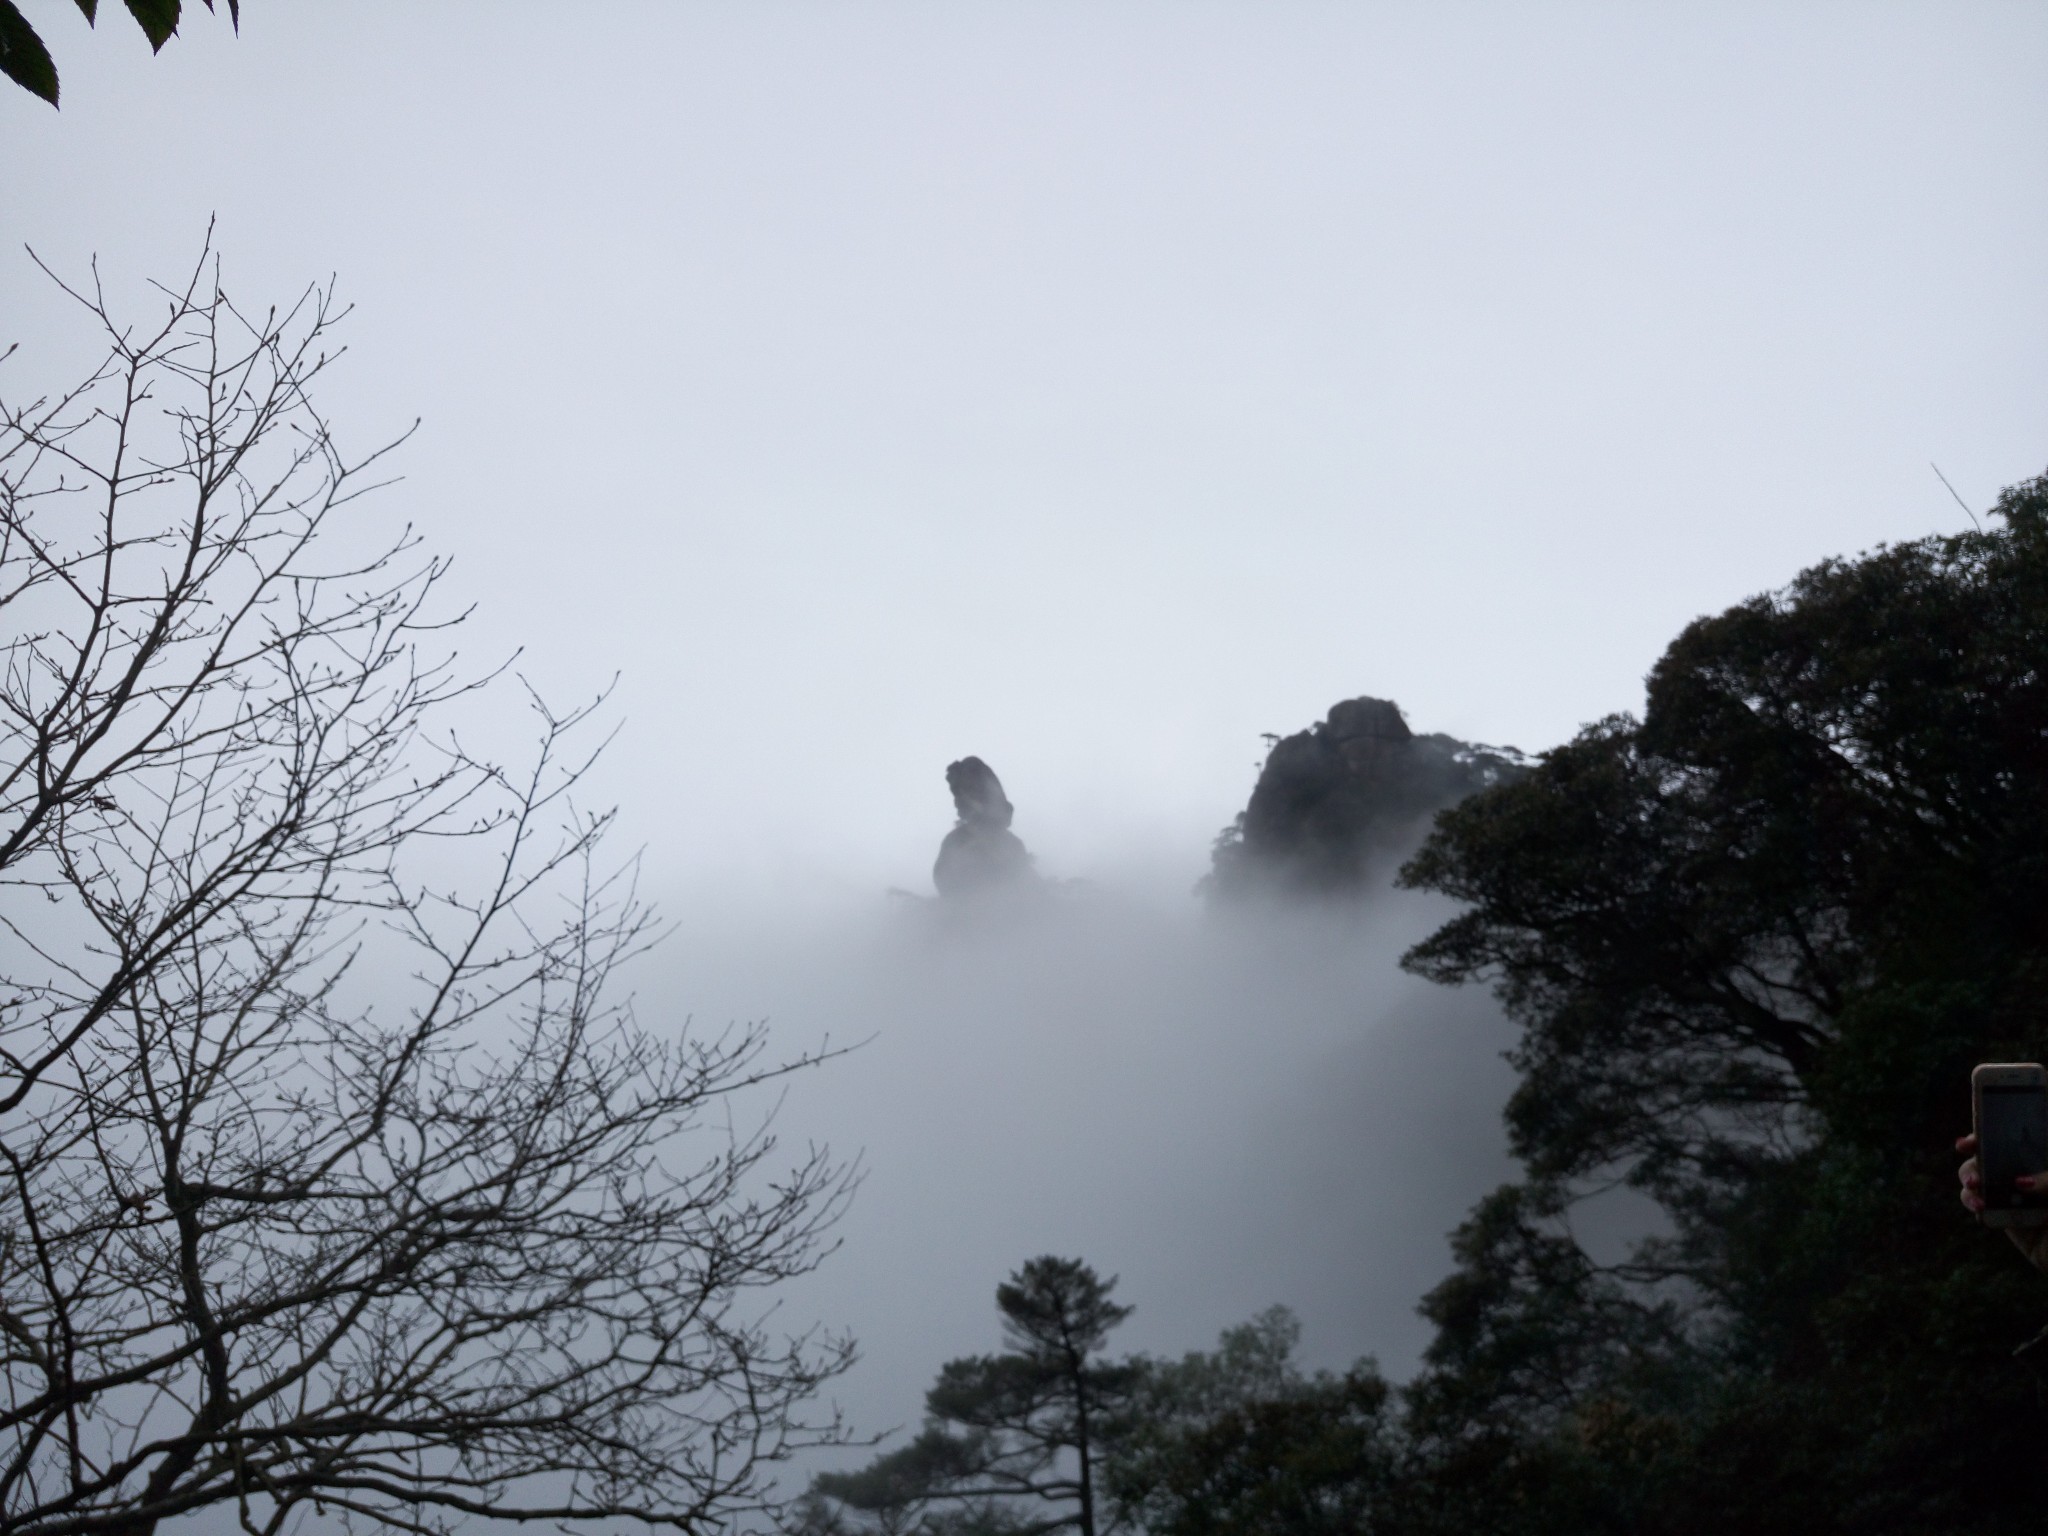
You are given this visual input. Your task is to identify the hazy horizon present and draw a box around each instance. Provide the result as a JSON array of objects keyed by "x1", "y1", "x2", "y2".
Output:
[{"x1": 8, "y1": 3, "x2": 2044, "y2": 900}]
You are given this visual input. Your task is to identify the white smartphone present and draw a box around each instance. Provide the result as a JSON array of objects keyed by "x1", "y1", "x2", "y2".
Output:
[{"x1": 1972, "y1": 1062, "x2": 2048, "y2": 1229}]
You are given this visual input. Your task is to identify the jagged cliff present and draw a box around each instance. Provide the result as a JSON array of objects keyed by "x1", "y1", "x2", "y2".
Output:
[{"x1": 1205, "y1": 696, "x2": 1526, "y2": 899}]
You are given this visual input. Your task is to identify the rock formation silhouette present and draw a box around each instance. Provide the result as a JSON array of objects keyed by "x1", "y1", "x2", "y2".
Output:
[
  {"x1": 933, "y1": 756, "x2": 1037, "y2": 897},
  {"x1": 1205, "y1": 696, "x2": 1526, "y2": 899}
]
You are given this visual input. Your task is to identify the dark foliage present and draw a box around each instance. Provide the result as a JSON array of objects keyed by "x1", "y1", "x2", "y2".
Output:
[
  {"x1": 1107, "y1": 1309, "x2": 1401, "y2": 1536},
  {"x1": 2, "y1": 0, "x2": 237, "y2": 106},
  {"x1": 1392, "y1": 473, "x2": 2048, "y2": 1533},
  {"x1": 1115, "y1": 1372, "x2": 1397, "y2": 1536}
]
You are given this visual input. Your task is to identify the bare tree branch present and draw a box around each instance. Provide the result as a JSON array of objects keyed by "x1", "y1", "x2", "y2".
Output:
[{"x1": 0, "y1": 242, "x2": 855, "y2": 1536}]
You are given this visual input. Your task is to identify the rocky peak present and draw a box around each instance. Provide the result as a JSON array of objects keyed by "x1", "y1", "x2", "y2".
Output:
[
  {"x1": 933, "y1": 756, "x2": 1037, "y2": 897},
  {"x1": 1206, "y1": 696, "x2": 1526, "y2": 899}
]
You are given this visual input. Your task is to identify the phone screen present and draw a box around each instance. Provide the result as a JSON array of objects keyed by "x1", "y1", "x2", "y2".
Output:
[{"x1": 1979, "y1": 1085, "x2": 2048, "y2": 1207}]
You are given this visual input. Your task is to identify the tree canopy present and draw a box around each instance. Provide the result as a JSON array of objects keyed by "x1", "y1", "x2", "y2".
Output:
[
  {"x1": 1391, "y1": 472, "x2": 2048, "y2": 1532},
  {"x1": 1106, "y1": 1308, "x2": 1399, "y2": 1536}
]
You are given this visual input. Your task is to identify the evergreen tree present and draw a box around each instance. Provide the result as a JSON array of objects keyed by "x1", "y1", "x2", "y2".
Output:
[{"x1": 807, "y1": 1259, "x2": 1138, "y2": 1536}]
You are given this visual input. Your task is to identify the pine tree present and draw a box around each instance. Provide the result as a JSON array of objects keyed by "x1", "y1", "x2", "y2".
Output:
[{"x1": 807, "y1": 1258, "x2": 1137, "y2": 1536}]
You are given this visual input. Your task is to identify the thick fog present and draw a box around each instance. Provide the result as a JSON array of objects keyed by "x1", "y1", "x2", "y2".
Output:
[
  {"x1": 5, "y1": 0, "x2": 2047, "y2": 1507},
  {"x1": 655, "y1": 860, "x2": 1519, "y2": 1435}
]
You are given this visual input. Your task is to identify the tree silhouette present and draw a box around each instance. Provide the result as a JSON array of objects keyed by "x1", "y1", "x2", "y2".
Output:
[
  {"x1": 0, "y1": 245, "x2": 854, "y2": 1535},
  {"x1": 803, "y1": 1258, "x2": 1136, "y2": 1536},
  {"x1": 1394, "y1": 477, "x2": 2048, "y2": 1531}
]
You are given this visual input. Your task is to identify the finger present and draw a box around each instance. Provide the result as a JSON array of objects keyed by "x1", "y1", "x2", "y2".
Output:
[
  {"x1": 1957, "y1": 1133, "x2": 1979, "y2": 1154},
  {"x1": 2019, "y1": 1173, "x2": 2048, "y2": 1193},
  {"x1": 1960, "y1": 1157, "x2": 1980, "y2": 1187},
  {"x1": 1962, "y1": 1186, "x2": 1985, "y2": 1212}
]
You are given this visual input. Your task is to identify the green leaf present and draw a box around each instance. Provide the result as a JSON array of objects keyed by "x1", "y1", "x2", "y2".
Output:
[
  {"x1": 123, "y1": 0, "x2": 178, "y2": 51},
  {"x1": 0, "y1": 0, "x2": 59, "y2": 104},
  {"x1": 72, "y1": 0, "x2": 98, "y2": 24}
]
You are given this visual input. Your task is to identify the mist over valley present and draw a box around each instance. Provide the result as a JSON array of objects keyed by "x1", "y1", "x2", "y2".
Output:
[{"x1": 653, "y1": 725, "x2": 1525, "y2": 1437}]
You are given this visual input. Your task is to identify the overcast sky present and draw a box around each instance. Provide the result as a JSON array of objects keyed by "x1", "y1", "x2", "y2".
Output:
[
  {"x1": 6, "y1": 0, "x2": 2047, "y2": 1458},
  {"x1": 8, "y1": 2, "x2": 2045, "y2": 896}
]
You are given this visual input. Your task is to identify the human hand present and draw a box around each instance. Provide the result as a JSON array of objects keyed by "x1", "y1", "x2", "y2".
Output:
[{"x1": 1956, "y1": 1133, "x2": 2048, "y2": 1276}]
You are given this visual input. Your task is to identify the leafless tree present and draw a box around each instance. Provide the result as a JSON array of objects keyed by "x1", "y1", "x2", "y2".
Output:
[{"x1": 0, "y1": 246, "x2": 854, "y2": 1536}]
